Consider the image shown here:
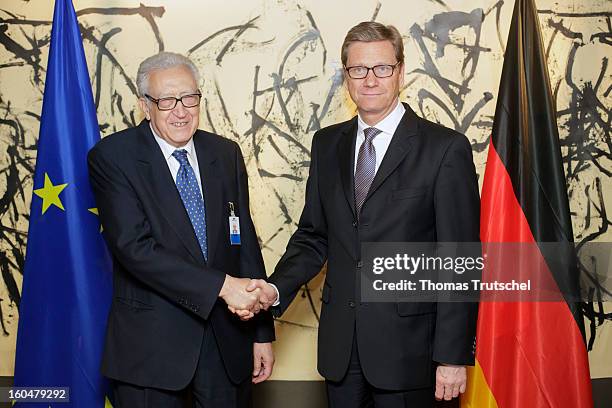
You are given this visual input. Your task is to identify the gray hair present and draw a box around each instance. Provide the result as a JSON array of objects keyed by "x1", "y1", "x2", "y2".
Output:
[{"x1": 136, "y1": 52, "x2": 200, "y2": 97}]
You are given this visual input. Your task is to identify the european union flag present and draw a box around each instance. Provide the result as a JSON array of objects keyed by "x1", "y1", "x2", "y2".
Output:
[{"x1": 13, "y1": 0, "x2": 113, "y2": 407}]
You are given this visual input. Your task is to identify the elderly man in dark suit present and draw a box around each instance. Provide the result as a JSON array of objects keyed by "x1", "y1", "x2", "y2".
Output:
[
  {"x1": 88, "y1": 52, "x2": 274, "y2": 408},
  {"x1": 242, "y1": 22, "x2": 480, "y2": 408}
]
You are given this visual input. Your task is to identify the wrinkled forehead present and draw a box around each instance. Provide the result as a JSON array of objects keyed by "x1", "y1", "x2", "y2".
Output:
[{"x1": 148, "y1": 65, "x2": 198, "y2": 95}]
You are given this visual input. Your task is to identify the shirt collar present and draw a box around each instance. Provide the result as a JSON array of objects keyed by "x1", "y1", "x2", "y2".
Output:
[
  {"x1": 150, "y1": 123, "x2": 196, "y2": 162},
  {"x1": 357, "y1": 100, "x2": 405, "y2": 136}
]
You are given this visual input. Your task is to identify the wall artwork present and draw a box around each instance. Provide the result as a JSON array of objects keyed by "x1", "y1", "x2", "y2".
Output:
[{"x1": 0, "y1": 0, "x2": 609, "y2": 379}]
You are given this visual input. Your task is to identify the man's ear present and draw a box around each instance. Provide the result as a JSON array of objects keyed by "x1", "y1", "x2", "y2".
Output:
[
  {"x1": 138, "y1": 97, "x2": 151, "y2": 120},
  {"x1": 399, "y1": 62, "x2": 405, "y2": 89}
]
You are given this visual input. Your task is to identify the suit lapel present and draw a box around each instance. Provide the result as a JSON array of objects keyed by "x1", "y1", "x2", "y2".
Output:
[
  {"x1": 193, "y1": 132, "x2": 222, "y2": 265},
  {"x1": 364, "y1": 104, "x2": 419, "y2": 204},
  {"x1": 337, "y1": 118, "x2": 358, "y2": 219},
  {"x1": 134, "y1": 121, "x2": 206, "y2": 264}
]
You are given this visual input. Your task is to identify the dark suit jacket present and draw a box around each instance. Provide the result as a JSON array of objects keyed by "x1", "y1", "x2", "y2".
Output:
[
  {"x1": 88, "y1": 120, "x2": 274, "y2": 390},
  {"x1": 269, "y1": 103, "x2": 479, "y2": 390}
]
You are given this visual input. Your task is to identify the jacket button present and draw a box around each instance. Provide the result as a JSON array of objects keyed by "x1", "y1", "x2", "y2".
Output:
[
  {"x1": 352, "y1": 221, "x2": 357, "y2": 227},
  {"x1": 357, "y1": 261, "x2": 363, "y2": 268},
  {"x1": 348, "y1": 301, "x2": 356, "y2": 308}
]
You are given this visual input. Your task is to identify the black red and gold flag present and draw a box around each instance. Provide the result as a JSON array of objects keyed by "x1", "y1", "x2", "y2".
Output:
[{"x1": 462, "y1": 0, "x2": 593, "y2": 406}]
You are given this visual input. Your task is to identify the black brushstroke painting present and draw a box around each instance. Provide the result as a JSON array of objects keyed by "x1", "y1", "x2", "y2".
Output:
[{"x1": 0, "y1": 1, "x2": 609, "y2": 356}]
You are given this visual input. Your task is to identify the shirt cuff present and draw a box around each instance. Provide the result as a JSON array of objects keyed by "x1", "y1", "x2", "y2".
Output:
[{"x1": 268, "y1": 283, "x2": 281, "y2": 307}]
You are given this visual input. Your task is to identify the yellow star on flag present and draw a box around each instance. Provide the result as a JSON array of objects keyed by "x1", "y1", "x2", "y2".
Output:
[
  {"x1": 33, "y1": 173, "x2": 68, "y2": 214},
  {"x1": 88, "y1": 207, "x2": 104, "y2": 232}
]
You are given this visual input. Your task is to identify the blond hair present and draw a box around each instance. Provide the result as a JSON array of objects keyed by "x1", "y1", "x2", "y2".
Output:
[{"x1": 341, "y1": 21, "x2": 404, "y2": 66}]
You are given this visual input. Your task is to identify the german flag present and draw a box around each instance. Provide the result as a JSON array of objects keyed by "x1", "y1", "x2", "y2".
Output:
[{"x1": 461, "y1": 0, "x2": 593, "y2": 406}]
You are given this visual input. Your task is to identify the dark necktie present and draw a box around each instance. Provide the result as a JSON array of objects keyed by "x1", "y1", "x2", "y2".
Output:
[
  {"x1": 354, "y1": 127, "x2": 381, "y2": 216},
  {"x1": 172, "y1": 149, "x2": 208, "y2": 260}
]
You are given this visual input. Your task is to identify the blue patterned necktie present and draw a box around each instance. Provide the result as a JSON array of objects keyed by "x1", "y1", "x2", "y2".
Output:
[
  {"x1": 354, "y1": 127, "x2": 381, "y2": 216},
  {"x1": 172, "y1": 149, "x2": 208, "y2": 261}
]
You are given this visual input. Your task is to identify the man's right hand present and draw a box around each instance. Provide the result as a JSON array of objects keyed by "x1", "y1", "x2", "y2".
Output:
[
  {"x1": 246, "y1": 279, "x2": 278, "y2": 310},
  {"x1": 224, "y1": 279, "x2": 278, "y2": 321},
  {"x1": 219, "y1": 275, "x2": 261, "y2": 319}
]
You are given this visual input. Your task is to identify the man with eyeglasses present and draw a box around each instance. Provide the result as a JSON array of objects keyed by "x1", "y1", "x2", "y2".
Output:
[
  {"x1": 243, "y1": 22, "x2": 480, "y2": 407},
  {"x1": 88, "y1": 52, "x2": 275, "y2": 407}
]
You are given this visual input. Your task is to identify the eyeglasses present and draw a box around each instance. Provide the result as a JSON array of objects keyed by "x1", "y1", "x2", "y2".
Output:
[
  {"x1": 344, "y1": 62, "x2": 401, "y2": 79},
  {"x1": 145, "y1": 92, "x2": 202, "y2": 111}
]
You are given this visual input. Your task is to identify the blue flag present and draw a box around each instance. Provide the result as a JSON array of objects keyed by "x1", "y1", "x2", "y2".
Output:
[{"x1": 13, "y1": 0, "x2": 113, "y2": 407}]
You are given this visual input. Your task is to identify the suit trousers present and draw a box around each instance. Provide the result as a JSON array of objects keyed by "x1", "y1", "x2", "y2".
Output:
[
  {"x1": 112, "y1": 323, "x2": 251, "y2": 408},
  {"x1": 326, "y1": 335, "x2": 435, "y2": 408}
]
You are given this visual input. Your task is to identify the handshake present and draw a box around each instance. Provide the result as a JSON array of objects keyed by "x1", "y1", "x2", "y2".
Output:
[{"x1": 219, "y1": 275, "x2": 279, "y2": 320}]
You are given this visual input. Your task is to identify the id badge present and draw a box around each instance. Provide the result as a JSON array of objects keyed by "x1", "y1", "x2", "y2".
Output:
[{"x1": 229, "y1": 202, "x2": 241, "y2": 245}]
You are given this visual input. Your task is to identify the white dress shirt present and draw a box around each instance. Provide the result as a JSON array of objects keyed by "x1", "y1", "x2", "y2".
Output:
[
  {"x1": 151, "y1": 124, "x2": 204, "y2": 199},
  {"x1": 354, "y1": 100, "x2": 405, "y2": 175}
]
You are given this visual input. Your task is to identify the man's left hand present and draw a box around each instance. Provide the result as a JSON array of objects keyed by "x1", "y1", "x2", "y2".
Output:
[
  {"x1": 435, "y1": 364, "x2": 467, "y2": 401},
  {"x1": 252, "y1": 342, "x2": 274, "y2": 384}
]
